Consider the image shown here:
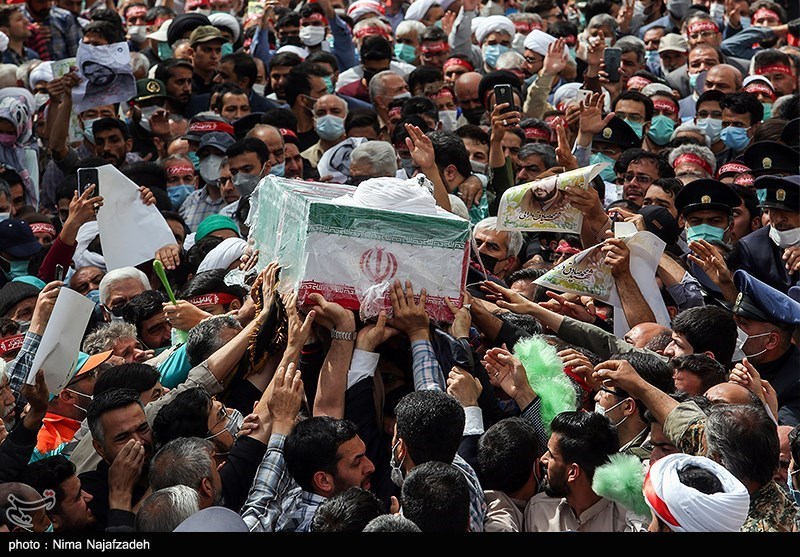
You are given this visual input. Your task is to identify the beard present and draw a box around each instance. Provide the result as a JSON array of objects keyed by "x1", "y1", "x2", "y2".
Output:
[{"x1": 543, "y1": 473, "x2": 570, "y2": 498}]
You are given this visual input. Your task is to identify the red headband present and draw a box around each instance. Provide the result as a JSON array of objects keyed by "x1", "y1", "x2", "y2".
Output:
[
  {"x1": 444, "y1": 58, "x2": 474, "y2": 72},
  {"x1": 653, "y1": 99, "x2": 678, "y2": 114},
  {"x1": 744, "y1": 83, "x2": 776, "y2": 100},
  {"x1": 643, "y1": 468, "x2": 681, "y2": 528},
  {"x1": 687, "y1": 21, "x2": 719, "y2": 35},
  {"x1": 674, "y1": 153, "x2": 712, "y2": 176},
  {"x1": 626, "y1": 76, "x2": 652, "y2": 89},
  {"x1": 301, "y1": 13, "x2": 328, "y2": 26},
  {"x1": 186, "y1": 0, "x2": 209, "y2": 8},
  {"x1": 514, "y1": 22, "x2": 535, "y2": 34},
  {"x1": 753, "y1": 8, "x2": 781, "y2": 22},
  {"x1": 166, "y1": 164, "x2": 195, "y2": 175},
  {"x1": 562, "y1": 34, "x2": 577, "y2": 46},
  {"x1": 189, "y1": 120, "x2": 235, "y2": 135},
  {"x1": 717, "y1": 162, "x2": 750, "y2": 177},
  {"x1": 524, "y1": 127, "x2": 550, "y2": 141},
  {"x1": 354, "y1": 26, "x2": 390, "y2": 39},
  {"x1": 29, "y1": 222, "x2": 55, "y2": 237},
  {"x1": 0, "y1": 334, "x2": 24, "y2": 356},
  {"x1": 430, "y1": 88, "x2": 454, "y2": 100},
  {"x1": 733, "y1": 173, "x2": 754, "y2": 186},
  {"x1": 279, "y1": 127, "x2": 298, "y2": 139},
  {"x1": 127, "y1": 6, "x2": 147, "y2": 18},
  {"x1": 388, "y1": 106, "x2": 402, "y2": 118},
  {"x1": 420, "y1": 42, "x2": 450, "y2": 54},
  {"x1": 186, "y1": 293, "x2": 239, "y2": 308},
  {"x1": 756, "y1": 64, "x2": 793, "y2": 77}
]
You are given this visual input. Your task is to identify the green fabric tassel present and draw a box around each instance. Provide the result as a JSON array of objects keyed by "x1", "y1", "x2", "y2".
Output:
[
  {"x1": 592, "y1": 453, "x2": 650, "y2": 518},
  {"x1": 513, "y1": 336, "x2": 577, "y2": 434}
]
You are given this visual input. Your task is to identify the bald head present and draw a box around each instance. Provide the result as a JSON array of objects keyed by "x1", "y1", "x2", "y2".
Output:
[
  {"x1": 705, "y1": 64, "x2": 742, "y2": 94},
  {"x1": 246, "y1": 124, "x2": 285, "y2": 164},
  {"x1": 0, "y1": 483, "x2": 53, "y2": 532},
  {"x1": 454, "y1": 72, "x2": 483, "y2": 109},
  {"x1": 624, "y1": 323, "x2": 672, "y2": 349},
  {"x1": 704, "y1": 382, "x2": 754, "y2": 406}
]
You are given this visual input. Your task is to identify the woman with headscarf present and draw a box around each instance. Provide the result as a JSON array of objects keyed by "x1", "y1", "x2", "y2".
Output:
[{"x1": 0, "y1": 88, "x2": 37, "y2": 207}]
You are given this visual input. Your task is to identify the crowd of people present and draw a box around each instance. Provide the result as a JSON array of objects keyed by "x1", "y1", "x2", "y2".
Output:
[{"x1": 0, "y1": 0, "x2": 798, "y2": 534}]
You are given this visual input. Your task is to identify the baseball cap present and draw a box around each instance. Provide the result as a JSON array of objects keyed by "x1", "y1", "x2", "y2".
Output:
[
  {"x1": 197, "y1": 131, "x2": 235, "y2": 157},
  {"x1": 189, "y1": 25, "x2": 225, "y2": 46},
  {"x1": 146, "y1": 19, "x2": 172, "y2": 41},
  {"x1": 0, "y1": 219, "x2": 43, "y2": 259},
  {"x1": 67, "y1": 350, "x2": 114, "y2": 386},
  {"x1": 658, "y1": 33, "x2": 688, "y2": 53},
  {"x1": 196, "y1": 214, "x2": 239, "y2": 241}
]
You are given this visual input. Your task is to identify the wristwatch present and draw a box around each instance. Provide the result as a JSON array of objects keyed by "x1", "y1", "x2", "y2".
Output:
[{"x1": 331, "y1": 328, "x2": 357, "y2": 341}]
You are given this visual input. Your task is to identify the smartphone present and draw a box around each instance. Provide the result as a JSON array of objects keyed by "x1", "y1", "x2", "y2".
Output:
[
  {"x1": 78, "y1": 167, "x2": 99, "y2": 197},
  {"x1": 55, "y1": 264, "x2": 65, "y2": 282},
  {"x1": 494, "y1": 84, "x2": 515, "y2": 114},
  {"x1": 576, "y1": 88, "x2": 593, "y2": 107},
  {"x1": 603, "y1": 47, "x2": 622, "y2": 83}
]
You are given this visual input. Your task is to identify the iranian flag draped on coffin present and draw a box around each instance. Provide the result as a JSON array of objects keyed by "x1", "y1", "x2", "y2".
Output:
[{"x1": 248, "y1": 176, "x2": 471, "y2": 322}]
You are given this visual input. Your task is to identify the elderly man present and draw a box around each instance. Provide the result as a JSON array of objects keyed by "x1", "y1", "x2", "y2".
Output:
[
  {"x1": 97, "y1": 267, "x2": 150, "y2": 320},
  {"x1": 472, "y1": 217, "x2": 523, "y2": 281},
  {"x1": 82, "y1": 321, "x2": 154, "y2": 364},
  {"x1": 302, "y1": 94, "x2": 348, "y2": 167},
  {"x1": 669, "y1": 144, "x2": 717, "y2": 183},
  {"x1": 369, "y1": 70, "x2": 411, "y2": 139},
  {"x1": 348, "y1": 141, "x2": 398, "y2": 185}
]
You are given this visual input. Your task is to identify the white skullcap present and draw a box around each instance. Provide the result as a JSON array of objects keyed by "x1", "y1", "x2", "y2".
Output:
[
  {"x1": 73, "y1": 222, "x2": 106, "y2": 272},
  {"x1": 474, "y1": 15, "x2": 515, "y2": 45},
  {"x1": 523, "y1": 29, "x2": 556, "y2": 57},
  {"x1": 318, "y1": 137, "x2": 368, "y2": 184},
  {"x1": 644, "y1": 453, "x2": 750, "y2": 533},
  {"x1": 641, "y1": 83, "x2": 674, "y2": 97},
  {"x1": 197, "y1": 237, "x2": 247, "y2": 273},
  {"x1": 29, "y1": 61, "x2": 54, "y2": 89},
  {"x1": 146, "y1": 19, "x2": 172, "y2": 41},
  {"x1": 347, "y1": 0, "x2": 385, "y2": 22},
  {"x1": 552, "y1": 82, "x2": 582, "y2": 110},
  {"x1": 208, "y1": 13, "x2": 240, "y2": 44},
  {"x1": 404, "y1": 0, "x2": 439, "y2": 22},
  {"x1": 275, "y1": 45, "x2": 309, "y2": 59}
]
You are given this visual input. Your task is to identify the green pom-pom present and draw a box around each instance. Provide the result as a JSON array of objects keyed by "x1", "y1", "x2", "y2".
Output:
[
  {"x1": 592, "y1": 453, "x2": 650, "y2": 518},
  {"x1": 513, "y1": 336, "x2": 577, "y2": 433}
]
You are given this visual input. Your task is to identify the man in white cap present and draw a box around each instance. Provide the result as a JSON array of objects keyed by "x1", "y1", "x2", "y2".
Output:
[
  {"x1": 644, "y1": 453, "x2": 750, "y2": 532},
  {"x1": 473, "y1": 15, "x2": 516, "y2": 72},
  {"x1": 142, "y1": 19, "x2": 173, "y2": 65},
  {"x1": 404, "y1": 0, "x2": 453, "y2": 27}
]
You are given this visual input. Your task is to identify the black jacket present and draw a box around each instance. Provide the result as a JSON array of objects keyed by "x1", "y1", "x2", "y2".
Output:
[{"x1": 728, "y1": 226, "x2": 799, "y2": 294}]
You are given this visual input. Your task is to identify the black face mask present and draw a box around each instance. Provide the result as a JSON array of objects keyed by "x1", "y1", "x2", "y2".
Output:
[
  {"x1": 479, "y1": 252, "x2": 501, "y2": 274},
  {"x1": 362, "y1": 66, "x2": 389, "y2": 87},
  {"x1": 462, "y1": 107, "x2": 485, "y2": 126}
]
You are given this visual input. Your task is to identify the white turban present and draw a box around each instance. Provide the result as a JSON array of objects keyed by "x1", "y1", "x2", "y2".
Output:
[
  {"x1": 275, "y1": 45, "x2": 309, "y2": 59},
  {"x1": 552, "y1": 82, "x2": 582, "y2": 110},
  {"x1": 197, "y1": 237, "x2": 247, "y2": 274},
  {"x1": 644, "y1": 453, "x2": 750, "y2": 533},
  {"x1": 73, "y1": 222, "x2": 107, "y2": 271},
  {"x1": 347, "y1": 0, "x2": 385, "y2": 22},
  {"x1": 317, "y1": 137, "x2": 367, "y2": 184},
  {"x1": 29, "y1": 61, "x2": 54, "y2": 89},
  {"x1": 404, "y1": 0, "x2": 439, "y2": 22},
  {"x1": 208, "y1": 13, "x2": 240, "y2": 43},
  {"x1": 0, "y1": 31, "x2": 8, "y2": 54},
  {"x1": 471, "y1": 16, "x2": 486, "y2": 34},
  {"x1": 523, "y1": 29, "x2": 556, "y2": 57},
  {"x1": 474, "y1": 15, "x2": 515, "y2": 45}
]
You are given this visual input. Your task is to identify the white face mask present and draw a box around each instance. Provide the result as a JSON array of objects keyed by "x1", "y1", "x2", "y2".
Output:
[
  {"x1": 299, "y1": 26, "x2": 326, "y2": 47},
  {"x1": 769, "y1": 225, "x2": 800, "y2": 249},
  {"x1": 128, "y1": 25, "x2": 147, "y2": 43},
  {"x1": 252, "y1": 83, "x2": 266, "y2": 96},
  {"x1": 438, "y1": 110, "x2": 458, "y2": 132},
  {"x1": 733, "y1": 327, "x2": 771, "y2": 361},
  {"x1": 594, "y1": 397, "x2": 628, "y2": 427}
]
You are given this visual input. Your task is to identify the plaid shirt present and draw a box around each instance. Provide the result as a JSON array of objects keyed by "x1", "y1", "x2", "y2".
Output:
[
  {"x1": 22, "y1": 6, "x2": 82, "y2": 61},
  {"x1": 179, "y1": 186, "x2": 226, "y2": 232},
  {"x1": 7, "y1": 331, "x2": 41, "y2": 414},
  {"x1": 241, "y1": 433, "x2": 323, "y2": 532},
  {"x1": 410, "y1": 339, "x2": 446, "y2": 391}
]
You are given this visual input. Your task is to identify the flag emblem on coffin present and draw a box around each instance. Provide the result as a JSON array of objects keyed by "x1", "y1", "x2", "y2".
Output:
[{"x1": 360, "y1": 247, "x2": 398, "y2": 282}]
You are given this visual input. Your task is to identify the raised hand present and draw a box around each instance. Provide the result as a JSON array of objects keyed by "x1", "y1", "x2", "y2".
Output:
[
  {"x1": 446, "y1": 366, "x2": 482, "y2": 407},
  {"x1": 445, "y1": 294, "x2": 472, "y2": 339},
  {"x1": 601, "y1": 237, "x2": 631, "y2": 279},
  {"x1": 541, "y1": 37, "x2": 568, "y2": 77},
  {"x1": 307, "y1": 293, "x2": 354, "y2": 332},
  {"x1": 490, "y1": 102, "x2": 521, "y2": 144},
  {"x1": 388, "y1": 279, "x2": 430, "y2": 342},
  {"x1": 405, "y1": 123, "x2": 437, "y2": 172},
  {"x1": 483, "y1": 346, "x2": 536, "y2": 407},
  {"x1": 539, "y1": 291, "x2": 596, "y2": 323},
  {"x1": 555, "y1": 124, "x2": 579, "y2": 171},
  {"x1": 458, "y1": 174, "x2": 483, "y2": 209},
  {"x1": 355, "y1": 311, "x2": 398, "y2": 352},
  {"x1": 479, "y1": 280, "x2": 537, "y2": 314},
  {"x1": 268, "y1": 362, "x2": 304, "y2": 435},
  {"x1": 155, "y1": 243, "x2": 181, "y2": 271},
  {"x1": 578, "y1": 92, "x2": 615, "y2": 136},
  {"x1": 283, "y1": 291, "x2": 316, "y2": 352}
]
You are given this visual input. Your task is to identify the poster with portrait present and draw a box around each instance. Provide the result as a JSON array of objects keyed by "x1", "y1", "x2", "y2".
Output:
[
  {"x1": 73, "y1": 41, "x2": 136, "y2": 113},
  {"x1": 52, "y1": 58, "x2": 84, "y2": 144},
  {"x1": 496, "y1": 162, "x2": 610, "y2": 234}
]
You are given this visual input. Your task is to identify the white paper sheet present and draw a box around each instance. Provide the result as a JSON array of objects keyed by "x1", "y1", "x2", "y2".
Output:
[
  {"x1": 73, "y1": 41, "x2": 136, "y2": 113},
  {"x1": 26, "y1": 288, "x2": 95, "y2": 395},
  {"x1": 95, "y1": 164, "x2": 176, "y2": 270}
]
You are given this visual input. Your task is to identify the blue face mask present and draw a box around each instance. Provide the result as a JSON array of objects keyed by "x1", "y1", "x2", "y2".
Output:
[
  {"x1": 322, "y1": 75, "x2": 335, "y2": 94},
  {"x1": 187, "y1": 151, "x2": 200, "y2": 171},
  {"x1": 434, "y1": 19, "x2": 443, "y2": 28},
  {"x1": 740, "y1": 16, "x2": 751, "y2": 28},
  {"x1": 394, "y1": 43, "x2": 416, "y2": 64},
  {"x1": 788, "y1": 471, "x2": 800, "y2": 506},
  {"x1": 168, "y1": 185, "x2": 194, "y2": 210},
  {"x1": 221, "y1": 42, "x2": 234, "y2": 56},
  {"x1": 648, "y1": 115, "x2": 675, "y2": 146},
  {"x1": 82, "y1": 117, "x2": 100, "y2": 144},
  {"x1": 762, "y1": 102, "x2": 773, "y2": 121},
  {"x1": 482, "y1": 44, "x2": 510, "y2": 68},
  {"x1": 590, "y1": 153, "x2": 618, "y2": 182},
  {"x1": 568, "y1": 46, "x2": 577, "y2": 60},
  {"x1": 687, "y1": 223, "x2": 726, "y2": 243},
  {"x1": 157, "y1": 41, "x2": 173, "y2": 60},
  {"x1": 1, "y1": 257, "x2": 30, "y2": 280},
  {"x1": 269, "y1": 161, "x2": 285, "y2": 177},
  {"x1": 695, "y1": 117, "x2": 722, "y2": 143},
  {"x1": 86, "y1": 289, "x2": 101, "y2": 304},
  {"x1": 623, "y1": 119, "x2": 644, "y2": 139},
  {"x1": 315, "y1": 114, "x2": 346, "y2": 141},
  {"x1": 720, "y1": 126, "x2": 750, "y2": 151},
  {"x1": 645, "y1": 50, "x2": 659, "y2": 65},
  {"x1": 688, "y1": 73, "x2": 699, "y2": 91}
]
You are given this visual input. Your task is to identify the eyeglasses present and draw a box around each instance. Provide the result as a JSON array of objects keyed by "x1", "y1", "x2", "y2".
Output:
[
  {"x1": 622, "y1": 173, "x2": 655, "y2": 185},
  {"x1": 205, "y1": 399, "x2": 229, "y2": 438},
  {"x1": 616, "y1": 112, "x2": 646, "y2": 124}
]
